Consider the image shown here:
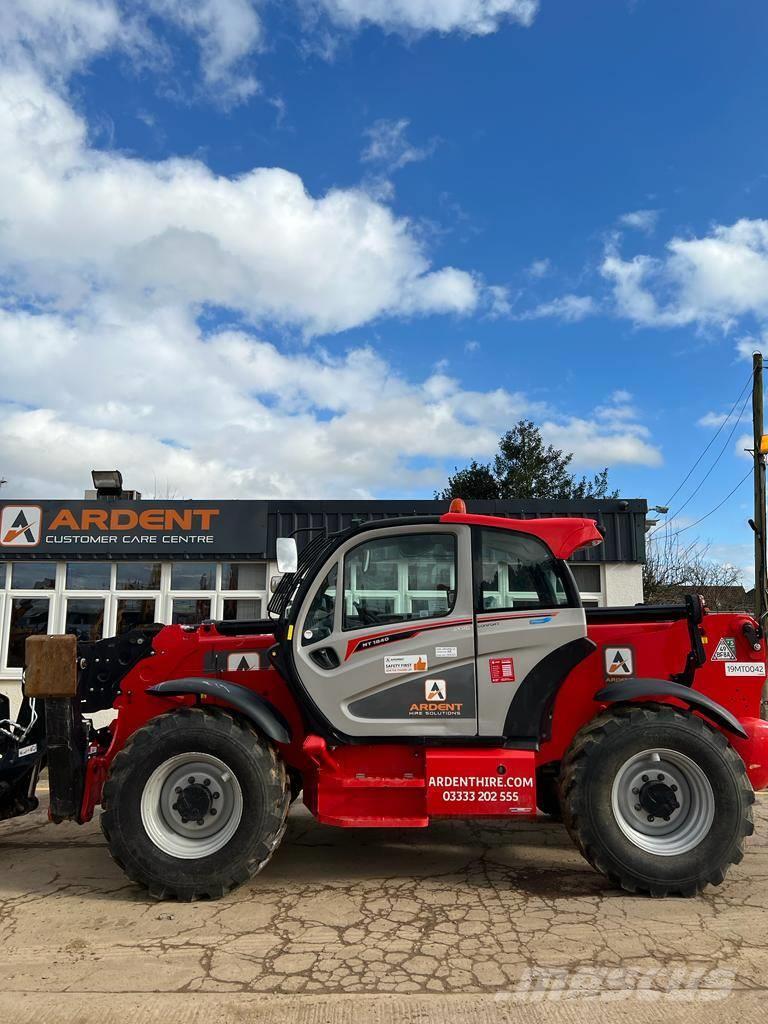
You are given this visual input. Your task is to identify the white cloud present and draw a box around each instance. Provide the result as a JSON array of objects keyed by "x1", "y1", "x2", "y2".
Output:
[
  {"x1": 487, "y1": 284, "x2": 513, "y2": 317},
  {"x1": 0, "y1": 1, "x2": 130, "y2": 77},
  {"x1": 361, "y1": 118, "x2": 434, "y2": 172},
  {"x1": 698, "y1": 411, "x2": 730, "y2": 428},
  {"x1": 311, "y1": 0, "x2": 539, "y2": 35},
  {"x1": 520, "y1": 294, "x2": 596, "y2": 322},
  {"x1": 542, "y1": 416, "x2": 662, "y2": 469},
  {"x1": 1, "y1": 1, "x2": 542, "y2": 107},
  {"x1": 618, "y1": 209, "x2": 659, "y2": 234},
  {"x1": 0, "y1": 302, "x2": 662, "y2": 498},
  {"x1": 594, "y1": 391, "x2": 638, "y2": 424},
  {"x1": 526, "y1": 257, "x2": 551, "y2": 278},
  {"x1": 736, "y1": 328, "x2": 768, "y2": 360},
  {"x1": 0, "y1": 0, "x2": 662, "y2": 500},
  {"x1": 0, "y1": 67, "x2": 479, "y2": 335},
  {"x1": 145, "y1": 0, "x2": 262, "y2": 100},
  {"x1": 700, "y1": 405, "x2": 749, "y2": 425},
  {"x1": 0, "y1": 0, "x2": 261, "y2": 104},
  {"x1": 602, "y1": 220, "x2": 768, "y2": 329}
]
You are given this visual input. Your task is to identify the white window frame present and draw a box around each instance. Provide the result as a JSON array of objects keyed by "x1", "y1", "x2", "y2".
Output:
[
  {"x1": 568, "y1": 562, "x2": 605, "y2": 608},
  {"x1": 0, "y1": 558, "x2": 269, "y2": 680}
]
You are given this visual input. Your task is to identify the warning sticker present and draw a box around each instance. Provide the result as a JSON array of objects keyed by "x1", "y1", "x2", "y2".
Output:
[
  {"x1": 425, "y1": 679, "x2": 447, "y2": 701},
  {"x1": 712, "y1": 637, "x2": 737, "y2": 662},
  {"x1": 226, "y1": 652, "x2": 261, "y2": 672},
  {"x1": 605, "y1": 647, "x2": 634, "y2": 678},
  {"x1": 489, "y1": 657, "x2": 515, "y2": 683},
  {"x1": 435, "y1": 646, "x2": 458, "y2": 658},
  {"x1": 384, "y1": 654, "x2": 428, "y2": 675},
  {"x1": 724, "y1": 662, "x2": 766, "y2": 677}
]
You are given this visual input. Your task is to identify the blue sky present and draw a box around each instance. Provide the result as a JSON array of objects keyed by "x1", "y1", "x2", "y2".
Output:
[{"x1": 1, "y1": 1, "x2": 767, "y2": 579}]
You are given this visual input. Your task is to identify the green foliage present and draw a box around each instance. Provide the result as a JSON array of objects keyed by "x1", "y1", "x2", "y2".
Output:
[{"x1": 437, "y1": 420, "x2": 618, "y2": 500}]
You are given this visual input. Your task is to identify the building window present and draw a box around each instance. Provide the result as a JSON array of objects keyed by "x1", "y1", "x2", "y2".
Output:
[
  {"x1": 65, "y1": 598, "x2": 105, "y2": 642},
  {"x1": 171, "y1": 562, "x2": 216, "y2": 590},
  {"x1": 569, "y1": 563, "x2": 603, "y2": 607},
  {"x1": 222, "y1": 598, "x2": 263, "y2": 621},
  {"x1": 116, "y1": 562, "x2": 162, "y2": 590},
  {"x1": 116, "y1": 598, "x2": 157, "y2": 634},
  {"x1": 8, "y1": 597, "x2": 51, "y2": 668},
  {"x1": 171, "y1": 598, "x2": 211, "y2": 625},
  {"x1": 11, "y1": 562, "x2": 56, "y2": 590},
  {"x1": 66, "y1": 562, "x2": 111, "y2": 590},
  {"x1": 0, "y1": 557, "x2": 268, "y2": 674},
  {"x1": 221, "y1": 562, "x2": 266, "y2": 590}
]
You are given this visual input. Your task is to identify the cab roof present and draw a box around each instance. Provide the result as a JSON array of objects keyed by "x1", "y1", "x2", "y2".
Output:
[{"x1": 439, "y1": 512, "x2": 604, "y2": 560}]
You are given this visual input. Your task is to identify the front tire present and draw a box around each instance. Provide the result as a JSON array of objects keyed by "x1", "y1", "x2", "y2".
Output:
[
  {"x1": 101, "y1": 708, "x2": 289, "y2": 900},
  {"x1": 560, "y1": 704, "x2": 754, "y2": 897}
]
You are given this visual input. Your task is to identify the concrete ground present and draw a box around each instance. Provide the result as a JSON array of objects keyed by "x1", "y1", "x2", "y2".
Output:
[{"x1": 0, "y1": 788, "x2": 766, "y2": 1024}]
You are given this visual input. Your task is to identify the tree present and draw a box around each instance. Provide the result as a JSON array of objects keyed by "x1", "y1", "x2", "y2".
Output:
[
  {"x1": 437, "y1": 420, "x2": 617, "y2": 500},
  {"x1": 643, "y1": 532, "x2": 746, "y2": 609}
]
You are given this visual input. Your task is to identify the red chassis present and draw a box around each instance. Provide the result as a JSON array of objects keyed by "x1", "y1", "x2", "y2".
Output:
[{"x1": 74, "y1": 605, "x2": 768, "y2": 828}]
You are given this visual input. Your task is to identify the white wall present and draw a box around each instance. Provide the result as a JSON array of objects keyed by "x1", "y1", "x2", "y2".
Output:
[{"x1": 604, "y1": 563, "x2": 644, "y2": 607}]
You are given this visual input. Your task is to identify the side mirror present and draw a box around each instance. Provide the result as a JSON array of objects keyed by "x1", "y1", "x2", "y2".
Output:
[
  {"x1": 270, "y1": 575, "x2": 281, "y2": 593},
  {"x1": 276, "y1": 537, "x2": 298, "y2": 574}
]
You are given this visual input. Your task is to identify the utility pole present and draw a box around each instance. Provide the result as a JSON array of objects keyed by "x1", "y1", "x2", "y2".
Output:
[
  {"x1": 753, "y1": 352, "x2": 766, "y2": 623},
  {"x1": 752, "y1": 352, "x2": 768, "y2": 718}
]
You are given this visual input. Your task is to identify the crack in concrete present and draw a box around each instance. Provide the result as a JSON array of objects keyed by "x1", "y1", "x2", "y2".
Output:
[{"x1": 0, "y1": 796, "x2": 765, "y2": 997}]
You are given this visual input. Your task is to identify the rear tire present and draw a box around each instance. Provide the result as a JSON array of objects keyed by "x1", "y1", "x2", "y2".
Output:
[
  {"x1": 101, "y1": 708, "x2": 289, "y2": 900},
  {"x1": 560, "y1": 704, "x2": 754, "y2": 896}
]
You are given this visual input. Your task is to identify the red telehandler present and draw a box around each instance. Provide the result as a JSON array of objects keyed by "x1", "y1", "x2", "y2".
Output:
[{"x1": 24, "y1": 502, "x2": 768, "y2": 900}]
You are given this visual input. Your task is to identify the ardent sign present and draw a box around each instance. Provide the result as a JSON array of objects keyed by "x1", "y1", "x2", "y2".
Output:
[{"x1": 48, "y1": 508, "x2": 220, "y2": 531}]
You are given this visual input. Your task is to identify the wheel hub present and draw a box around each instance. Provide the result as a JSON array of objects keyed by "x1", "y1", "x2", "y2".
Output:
[
  {"x1": 172, "y1": 780, "x2": 215, "y2": 824},
  {"x1": 638, "y1": 779, "x2": 680, "y2": 820},
  {"x1": 141, "y1": 753, "x2": 243, "y2": 859},
  {"x1": 610, "y1": 748, "x2": 715, "y2": 856}
]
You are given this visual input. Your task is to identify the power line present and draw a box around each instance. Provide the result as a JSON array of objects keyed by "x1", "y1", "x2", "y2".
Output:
[
  {"x1": 656, "y1": 467, "x2": 752, "y2": 541},
  {"x1": 651, "y1": 386, "x2": 752, "y2": 541},
  {"x1": 660, "y1": 370, "x2": 752, "y2": 509}
]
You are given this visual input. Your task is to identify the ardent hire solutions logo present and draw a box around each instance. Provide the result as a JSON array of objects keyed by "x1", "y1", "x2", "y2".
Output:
[{"x1": 0, "y1": 505, "x2": 43, "y2": 547}]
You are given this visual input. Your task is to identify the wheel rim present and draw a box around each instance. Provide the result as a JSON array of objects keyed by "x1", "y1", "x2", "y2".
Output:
[
  {"x1": 140, "y1": 752, "x2": 244, "y2": 859},
  {"x1": 610, "y1": 747, "x2": 715, "y2": 856}
]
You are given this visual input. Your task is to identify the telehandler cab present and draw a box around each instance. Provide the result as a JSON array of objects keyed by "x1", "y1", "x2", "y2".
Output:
[{"x1": 24, "y1": 501, "x2": 768, "y2": 900}]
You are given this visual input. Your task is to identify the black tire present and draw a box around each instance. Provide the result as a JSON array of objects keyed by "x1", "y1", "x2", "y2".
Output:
[
  {"x1": 101, "y1": 708, "x2": 289, "y2": 901},
  {"x1": 560, "y1": 704, "x2": 754, "y2": 897}
]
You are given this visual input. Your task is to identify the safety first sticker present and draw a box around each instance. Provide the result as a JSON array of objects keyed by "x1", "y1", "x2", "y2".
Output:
[
  {"x1": 711, "y1": 637, "x2": 737, "y2": 661},
  {"x1": 489, "y1": 657, "x2": 515, "y2": 683},
  {"x1": 605, "y1": 646, "x2": 634, "y2": 678},
  {"x1": 384, "y1": 654, "x2": 428, "y2": 674}
]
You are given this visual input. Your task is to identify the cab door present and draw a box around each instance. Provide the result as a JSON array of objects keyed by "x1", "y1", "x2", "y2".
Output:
[
  {"x1": 473, "y1": 527, "x2": 588, "y2": 738},
  {"x1": 292, "y1": 524, "x2": 477, "y2": 738}
]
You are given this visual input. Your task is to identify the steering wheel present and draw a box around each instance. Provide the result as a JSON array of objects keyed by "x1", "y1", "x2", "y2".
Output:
[{"x1": 354, "y1": 601, "x2": 381, "y2": 625}]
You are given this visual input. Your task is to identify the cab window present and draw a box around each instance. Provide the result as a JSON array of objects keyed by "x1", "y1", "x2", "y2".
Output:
[
  {"x1": 477, "y1": 529, "x2": 576, "y2": 612},
  {"x1": 301, "y1": 563, "x2": 338, "y2": 645},
  {"x1": 343, "y1": 533, "x2": 457, "y2": 630}
]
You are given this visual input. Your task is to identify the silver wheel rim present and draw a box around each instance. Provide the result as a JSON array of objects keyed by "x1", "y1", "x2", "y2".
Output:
[
  {"x1": 610, "y1": 747, "x2": 715, "y2": 856},
  {"x1": 140, "y1": 752, "x2": 243, "y2": 859}
]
